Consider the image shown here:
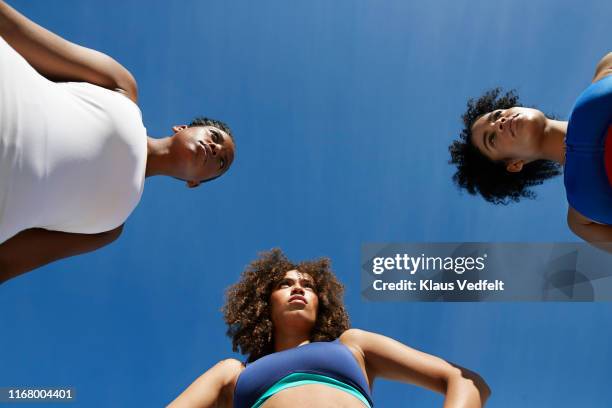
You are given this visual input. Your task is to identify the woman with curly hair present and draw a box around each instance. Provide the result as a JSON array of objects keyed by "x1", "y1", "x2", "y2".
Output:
[
  {"x1": 0, "y1": 1, "x2": 235, "y2": 283},
  {"x1": 449, "y1": 53, "x2": 612, "y2": 247},
  {"x1": 169, "y1": 249, "x2": 490, "y2": 407}
]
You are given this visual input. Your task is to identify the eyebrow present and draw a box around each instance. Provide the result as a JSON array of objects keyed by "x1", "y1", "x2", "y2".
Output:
[
  {"x1": 280, "y1": 276, "x2": 314, "y2": 285},
  {"x1": 277, "y1": 277, "x2": 296, "y2": 286}
]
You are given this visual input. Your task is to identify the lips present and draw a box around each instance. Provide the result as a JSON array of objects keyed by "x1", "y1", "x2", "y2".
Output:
[
  {"x1": 289, "y1": 295, "x2": 307, "y2": 304},
  {"x1": 508, "y1": 114, "x2": 519, "y2": 137}
]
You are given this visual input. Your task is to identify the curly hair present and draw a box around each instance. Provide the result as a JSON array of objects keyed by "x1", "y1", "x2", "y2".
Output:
[
  {"x1": 223, "y1": 248, "x2": 350, "y2": 362},
  {"x1": 448, "y1": 88, "x2": 562, "y2": 204}
]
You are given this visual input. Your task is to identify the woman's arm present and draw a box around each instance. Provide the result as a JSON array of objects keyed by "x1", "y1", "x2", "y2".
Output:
[
  {"x1": 0, "y1": 225, "x2": 123, "y2": 284},
  {"x1": 0, "y1": 0, "x2": 137, "y2": 101},
  {"x1": 567, "y1": 207, "x2": 612, "y2": 253},
  {"x1": 167, "y1": 359, "x2": 243, "y2": 408},
  {"x1": 593, "y1": 52, "x2": 612, "y2": 83},
  {"x1": 341, "y1": 329, "x2": 490, "y2": 408}
]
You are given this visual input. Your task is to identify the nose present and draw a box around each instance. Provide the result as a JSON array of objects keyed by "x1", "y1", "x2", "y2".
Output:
[
  {"x1": 497, "y1": 116, "x2": 507, "y2": 131},
  {"x1": 290, "y1": 285, "x2": 305, "y2": 295}
]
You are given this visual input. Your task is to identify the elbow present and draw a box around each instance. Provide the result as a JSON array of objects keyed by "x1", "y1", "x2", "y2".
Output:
[
  {"x1": 102, "y1": 224, "x2": 124, "y2": 246},
  {"x1": 105, "y1": 53, "x2": 138, "y2": 103},
  {"x1": 123, "y1": 72, "x2": 138, "y2": 102},
  {"x1": 472, "y1": 373, "x2": 491, "y2": 404},
  {"x1": 116, "y1": 69, "x2": 138, "y2": 103},
  {"x1": 447, "y1": 367, "x2": 491, "y2": 405}
]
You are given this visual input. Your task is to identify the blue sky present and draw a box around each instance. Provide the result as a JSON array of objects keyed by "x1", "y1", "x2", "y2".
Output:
[{"x1": 1, "y1": 0, "x2": 611, "y2": 406}]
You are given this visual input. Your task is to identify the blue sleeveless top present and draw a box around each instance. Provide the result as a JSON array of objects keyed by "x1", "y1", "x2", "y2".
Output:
[
  {"x1": 564, "y1": 75, "x2": 612, "y2": 224},
  {"x1": 233, "y1": 340, "x2": 373, "y2": 408}
]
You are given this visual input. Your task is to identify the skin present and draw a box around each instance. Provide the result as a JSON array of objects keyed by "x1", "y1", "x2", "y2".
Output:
[
  {"x1": 146, "y1": 125, "x2": 235, "y2": 188},
  {"x1": 0, "y1": 1, "x2": 234, "y2": 283},
  {"x1": 469, "y1": 52, "x2": 612, "y2": 250},
  {"x1": 470, "y1": 107, "x2": 566, "y2": 172},
  {"x1": 269, "y1": 270, "x2": 319, "y2": 352},
  {"x1": 168, "y1": 270, "x2": 490, "y2": 408}
]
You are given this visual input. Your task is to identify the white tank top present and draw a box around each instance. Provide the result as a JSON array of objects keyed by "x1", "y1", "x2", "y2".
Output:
[{"x1": 0, "y1": 37, "x2": 147, "y2": 243}]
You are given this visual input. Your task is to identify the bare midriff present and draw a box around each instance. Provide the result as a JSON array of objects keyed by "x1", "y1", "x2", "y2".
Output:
[{"x1": 261, "y1": 384, "x2": 366, "y2": 408}]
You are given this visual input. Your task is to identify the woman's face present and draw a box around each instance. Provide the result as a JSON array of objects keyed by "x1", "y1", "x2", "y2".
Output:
[
  {"x1": 470, "y1": 107, "x2": 546, "y2": 170},
  {"x1": 270, "y1": 270, "x2": 319, "y2": 333},
  {"x1": 170, "y1": 125, "x2": 235, "y2": 187}
]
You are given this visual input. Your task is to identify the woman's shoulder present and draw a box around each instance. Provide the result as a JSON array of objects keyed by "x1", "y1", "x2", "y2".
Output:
[
  {"x1": 338, "y1": 328, "x2": 412, "y2": 356},
  {"x1": 339, "y1": 328, "x2": 370, "y2": 342},
  {"x1": 214, "y1": 359, "x2": 245, "y2": 401},
  {"x1": 338, "y1": 328, "x2": 376, "y2": 352},
  {"x1": 216, "y1": 358, "x2": 245, "y2": 375},
  {"x1": 592, "y1": 52, "x2": 612, "y2": 83},
  {"x1": 204, "y1": 358, "x2": 244, "y2": 388}
]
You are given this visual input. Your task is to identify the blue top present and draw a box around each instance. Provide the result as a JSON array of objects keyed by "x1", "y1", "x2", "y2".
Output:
[
  {"x1": 564, "y1": 75, "x2": 612, "y2": 224},
  {"x1": 233, "y1": 340, "x2": 374, "y2": 408}
]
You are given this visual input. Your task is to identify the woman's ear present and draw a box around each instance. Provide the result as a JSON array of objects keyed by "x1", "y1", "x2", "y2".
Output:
[
  {"x1": 506, "y1": 159, "x2": 524, "y2": 173},
  {"x1": 172, "y1": 125, "x2": 188, "y2": 133}
]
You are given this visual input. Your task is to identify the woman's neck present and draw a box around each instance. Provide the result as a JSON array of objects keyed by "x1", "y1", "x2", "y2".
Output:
[
  {"x1": 539, "y1": 119, "x2": 568, "y2": 164},
  {"x1": 273, "y1": 329, "x2": 311, "y2": 353},
  {"x1": 145, "y1": 136, "x2": 173, "y2": 177}
]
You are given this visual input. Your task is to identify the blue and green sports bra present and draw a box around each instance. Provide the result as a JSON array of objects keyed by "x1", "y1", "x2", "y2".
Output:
[{"x1": 233, "y1": 340, "x2": 373, "y2": 408}]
